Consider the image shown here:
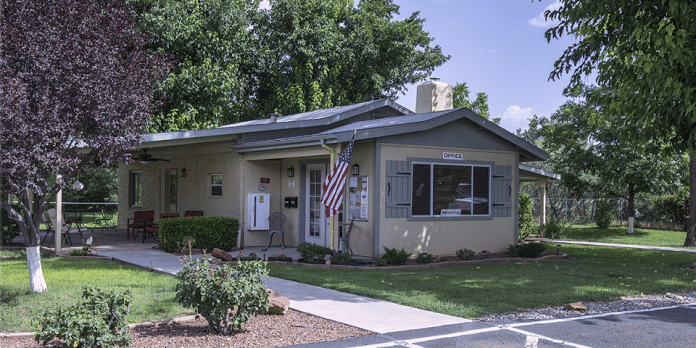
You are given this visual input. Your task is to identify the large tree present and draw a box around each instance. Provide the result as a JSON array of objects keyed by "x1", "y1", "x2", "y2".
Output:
[
  {"x1": 0, "y1": 0, "x2": 168, "y2": 292},
  {"x1": 527, "y1": 86, "x2": 683, "y2": 232},
  {"x1": 543, "y1": 1, "x2": 696, "y2": 245},
  {"x1": 136, "y1": 0, "x2": 261, "y2": 132},
  {"x1": 138, "y1": 0, "x2": 449, "y2": 131}
]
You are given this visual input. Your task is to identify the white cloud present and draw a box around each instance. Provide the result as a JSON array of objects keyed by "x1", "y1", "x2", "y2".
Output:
[
  {"x1": 259, "y1": 0, "x2": 270, "y2": 9},
  {"x1": 478, "y1": 48, "x2": 496, "y2": 54},
  {"x1": 498, "y1": 105, "x2": 533, "y2": 133},
  {"x1": 528, "y1": 1, "x2": 561, "y2": 28}
]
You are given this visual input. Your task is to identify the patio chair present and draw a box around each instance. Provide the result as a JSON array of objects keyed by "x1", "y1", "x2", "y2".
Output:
[
  {"x1": 47, "y1": 208, "x2": 84, "y2": 246},
  {"x1": 94, "y1": 209, "x2": 117, "y2": 233},
  {"x1": 267, "y1": 212, "x2": 286, "y2": 249},
  {"x1": 41, "y1": 211, "x2": 58, "y2": 246},
  {"x1": 183, "y1": 210, "x2": 204, "y2": 217},
  {"x1": 127, "y1": 210, "x2": 154, "y2": 240},
  {"x1": 142, "y1": 213, "x2": 180, "y2": 243},
  {"x1": 339, "y1": 218, "x2": 355, "y2": 256}
]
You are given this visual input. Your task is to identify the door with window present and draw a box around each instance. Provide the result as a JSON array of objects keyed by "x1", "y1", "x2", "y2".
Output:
[
  {"x1": 305, "y1": 164, "x2": 327, "y2": 247},
  {"x1": 162, "y1": 169, "x2": 177, "y2": 214}
]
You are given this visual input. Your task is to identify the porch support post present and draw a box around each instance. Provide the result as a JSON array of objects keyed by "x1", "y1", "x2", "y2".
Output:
[
  {"x1": 539, "y1": 180, "x2": 547, "y2": 225},
  {"x1": 56, "y1": 175, "x2": 62, "y2": 254}
]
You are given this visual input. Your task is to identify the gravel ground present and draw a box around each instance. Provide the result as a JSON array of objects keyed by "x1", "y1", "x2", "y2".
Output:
[
  {"x1": 1, "y1": 309, "x2": 372, "y2": 348},
  {"x1": 477, "y1": 290, "x2": 696, "y2": 322}
]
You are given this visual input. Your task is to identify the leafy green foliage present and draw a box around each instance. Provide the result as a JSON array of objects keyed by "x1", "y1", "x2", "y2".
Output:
[
  {"x1": 594, "y1": 199, "x2": 616, "y2": 229},
  {"x1": 158, "y1": 216, "x2": 239, "y2": 253},
  {"x1": 297, "y1": 242, "x2": 331, "y2": 262},
  {"x1": 62, "y1": 166, "x2": 118, "y2": 204},
  {"x1": 374, "y1": 257, "x2": 387, "y2": 267},
  {"x1": 542, "y1": 0, "x2": 696, "y2": 246},
  {"x1": 518, "y1": 192, "x2": 534, "y2": 242},
  {"x1": 175, "y1": 256, "x2": 269, "y2": 334},
  {"x1": 1, "y1": 203, "x2": 20, "y2": 245},
  {"x1": 136, "y1": 0, "x2": 449, "y2": 131},
  {"x1": 452, "y1": 82, "x2": 498, "y2": 123},
  {"x1": 508, "y1": 243, "x2": 547, "y2": 258},
  {"x1": 416, "y1": 253, "x2": 434, "y2": 264},
  {"x1": 540, "y1": 219, "x2": 567, "y2": 240},
  {"x1": 330, "y1": 252, "x2": 352, "y2": 265},
  {"x1": 456, "y1": 248, "x2": 475, "y2": 260},
  {"x1": 636, "y1": 191, "x2": 689, "y2": 231},
  {"x1": 381, "y1": 247, "x2": 411, "y2": 265},
  {"x1": 34, "y1": 287, "x2": 133, "y2": 348}
]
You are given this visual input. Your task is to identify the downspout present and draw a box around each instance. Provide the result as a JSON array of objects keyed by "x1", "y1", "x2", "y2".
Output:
[{"x1": 320, "y1": 139, "x2": 336, "y2": 250}]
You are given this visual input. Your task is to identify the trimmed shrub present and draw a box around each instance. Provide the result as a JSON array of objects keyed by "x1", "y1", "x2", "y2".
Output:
[
  {"x1": 518, "y1": 192, "x2": 534, "y2": 242},
  {"x1": 508, "y1": 243, "x2": 547, "y2": 258},
  {"x1": 382, "y1": 247, "x2": 411, "y2": 265},
  {"x1": 540, "y1": 218, "x2": 567, "y2": 239},
  {"x1": 176, "y1": 256, "x2": 269, "y2": 334},
  {"x1": 330, "y1": 253, "x2": 352, "y2": 264},
  {"x1": 416, "y1": 253, "x2": 435, "y2": 264},
  {"x1": 297, "y1": 242, "x2": 331, "y2": 262},
  {"x1": 159, "y1": 216, "x2": 238, "y2": 253},
  {"x1": 456, "y1": 248, "x2": 475, "y2": 260},
  {"x1": 34, "y1": 286, "x2": 132, "y2": 348},
  {"x1": 594, "y1": 198, "x2": 615, "y2": 229}
]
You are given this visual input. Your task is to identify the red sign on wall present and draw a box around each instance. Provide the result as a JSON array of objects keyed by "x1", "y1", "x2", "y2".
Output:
[{"x1": 260, "y1": 178, "x2": 270, "y2": 184}]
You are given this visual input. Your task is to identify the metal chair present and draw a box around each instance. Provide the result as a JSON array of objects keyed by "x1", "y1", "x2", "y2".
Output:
[
  {"x1": 339, "y1": 218, "x2": 355, "y2": 256},
  {"x1": 94, "y1": 209, "x2": 117, "y2": 233},
  {"x1": 127, "y1": 210, "x2": 153, "y2": 240},
  {"x1": 267, "y1": 212, "x2": 286, "y2": 249},
  {"x1": 142, "y1": 213, "x2": 180, "y2": 243}
]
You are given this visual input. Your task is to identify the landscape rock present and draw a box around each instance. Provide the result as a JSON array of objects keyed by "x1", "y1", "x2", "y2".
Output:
[
  {"x1": 230, "y1": 247, "x2": 242, "y2": 252},
  {"x1": 563, "y1": 302, "x2": 588, "y2": 311},
  {"x1": 691, "y1": 262, "x2": 696, "y2": 269},
  {"x1": 212, "y1": 248, "x2": 235, "y2": 261},
  {"x1": 267, "y1": 288, "x2": 290, "y2": 315},
  {"x1": 666, "y1": 293, "x2": 684, "y2": 302}
]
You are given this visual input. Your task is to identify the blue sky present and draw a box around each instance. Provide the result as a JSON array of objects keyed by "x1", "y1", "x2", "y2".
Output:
[{"x1": 392, "y1": 0, "x2": 574, "y2": 133}]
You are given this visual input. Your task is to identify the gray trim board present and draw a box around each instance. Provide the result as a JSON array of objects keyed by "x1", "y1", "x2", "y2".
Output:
[
  {"x1": 373, "y1": 139, "x2": 381, "y2": 258},
  {"x1": 519, "y1": 164, "x2": 561, "y2": 181},
  {"x1": 514, "y1": 150, "x2": 520, "y2": 245}
]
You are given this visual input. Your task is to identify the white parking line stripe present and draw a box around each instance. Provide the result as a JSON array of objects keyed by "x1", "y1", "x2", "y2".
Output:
[
  {"x1": 506, "y1": 327, "x2": 592, "y2": 348},
  {"x1": 352, "y1": 327, "x2": 501, "y2": 348},
  {"x1": 507, "y1": 303, "x2": 693, "y2": 328}
]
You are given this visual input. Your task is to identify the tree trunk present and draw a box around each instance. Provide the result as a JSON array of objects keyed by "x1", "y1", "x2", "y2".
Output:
[
  {"x1": 26, "y1": 245, "x2": 47, "y2": 292},
  {"x1": 685, "y1": 152, "x2": 696, "y2": 246},
  {"x1": 627, "y1": 183, "x2": 635, "y2": 234}
]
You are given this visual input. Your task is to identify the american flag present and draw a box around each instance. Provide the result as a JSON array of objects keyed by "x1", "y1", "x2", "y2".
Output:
[{"x1": 321, "y1": 131, "x2": 356, "y2": 217}]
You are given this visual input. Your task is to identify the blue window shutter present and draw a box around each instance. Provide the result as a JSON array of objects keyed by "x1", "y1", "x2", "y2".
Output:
[
  {"x1": 385, "y1": 160, "x2": 411, "y2": 218},
  {"x1": 492, "y1": 165, "x2": 512, "y2": 217}
]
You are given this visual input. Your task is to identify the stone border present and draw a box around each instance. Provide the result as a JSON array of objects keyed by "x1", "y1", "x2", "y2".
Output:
[{"x1": 254, "y1": 253, "x2": 569, "y2": 270}]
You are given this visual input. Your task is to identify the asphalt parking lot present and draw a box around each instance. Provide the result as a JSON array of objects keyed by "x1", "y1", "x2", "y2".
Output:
[{"x1": 288, "y1": 303, "x2": 696, "y2": 348}]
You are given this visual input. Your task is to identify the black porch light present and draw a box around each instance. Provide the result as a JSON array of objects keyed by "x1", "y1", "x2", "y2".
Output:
[
  {"x1": 351, "y1": 164, "x2": 360, "y2": 176},
  {"x1": 181, "y1": 168, "x2": 187, "y2": 177},
  {"x1": 287, "y1": 167, "x2": 294, "y2": 177}
]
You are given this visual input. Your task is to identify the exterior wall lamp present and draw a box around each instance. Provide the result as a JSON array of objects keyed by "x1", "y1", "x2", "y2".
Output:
[
  {"x1": 351, "y1": 164, "x2": 360, "y2": 176},
  {"x1": 181, "y1": 168, "x2": 186, "y2": 177},
  {"x1": 287, "y1": 167, "x2": 294, "y2": 177}
]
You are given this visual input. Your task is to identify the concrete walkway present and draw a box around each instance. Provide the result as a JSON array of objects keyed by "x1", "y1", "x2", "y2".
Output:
[{"x1": 81, "y1": 230, "x2": 469, "y2": 334}]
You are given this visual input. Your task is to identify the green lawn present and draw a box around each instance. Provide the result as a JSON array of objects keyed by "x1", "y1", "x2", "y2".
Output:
[
  {"x1": 268, "y1": 244, "x2": 696, "y2": 318},
  {"x1": 0, "y1": 250, "x2": 189, "y2": 333},
  {"x1": 562, "y1": 224, "x2": 694, "y2": 248}
]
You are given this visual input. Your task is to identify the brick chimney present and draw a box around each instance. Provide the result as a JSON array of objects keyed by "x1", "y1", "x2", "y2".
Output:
[{"x1": 415, "y1": 78, "x2": 453, "y2": 113}]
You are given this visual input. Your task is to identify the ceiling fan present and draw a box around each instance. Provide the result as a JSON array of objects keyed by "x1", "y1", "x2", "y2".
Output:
[{"x1": 132, "y1": 148, "x2": 169, "y2": 164}]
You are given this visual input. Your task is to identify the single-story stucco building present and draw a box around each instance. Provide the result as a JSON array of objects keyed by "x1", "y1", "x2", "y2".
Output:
[{"x1": 117, "y1": 80, "x2": 558, "y2": 258}]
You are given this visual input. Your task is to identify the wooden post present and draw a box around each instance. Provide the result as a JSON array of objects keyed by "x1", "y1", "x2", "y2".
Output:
[
  {"x1": 56, "y1": 175, "x2": 62, "y2": 254},
  {"x1": 539, "y1": 181, "x2": 547, "y2": 225}
]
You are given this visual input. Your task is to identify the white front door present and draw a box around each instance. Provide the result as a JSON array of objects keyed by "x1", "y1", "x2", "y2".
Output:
[{"x1": 305, "y1": 164, "x2": 327, "y2": 247}]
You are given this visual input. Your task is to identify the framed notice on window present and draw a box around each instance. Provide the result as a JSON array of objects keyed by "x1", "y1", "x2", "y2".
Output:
[{"x1": 348, "y1": 175, "x2": 368, "y2": 221}]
